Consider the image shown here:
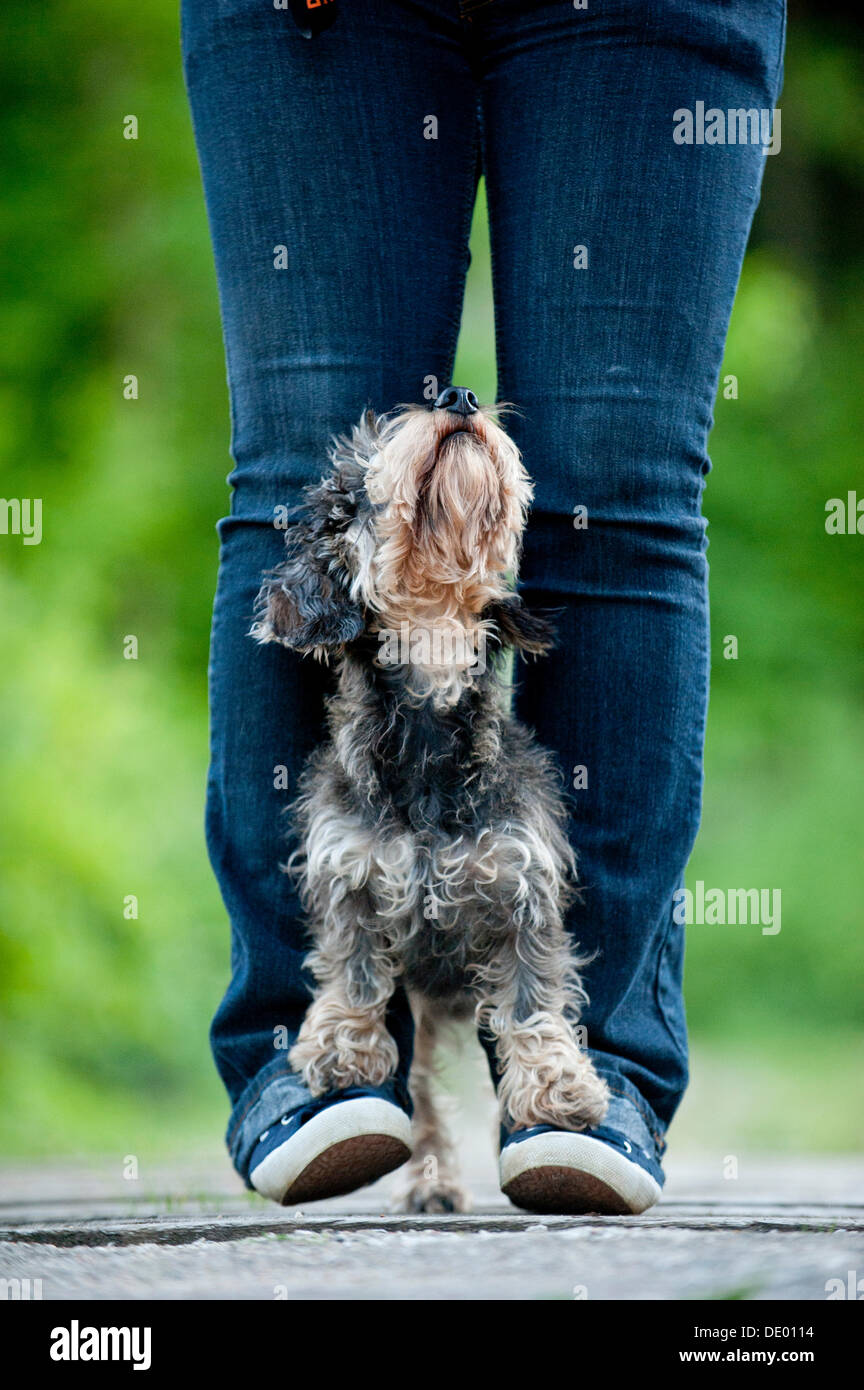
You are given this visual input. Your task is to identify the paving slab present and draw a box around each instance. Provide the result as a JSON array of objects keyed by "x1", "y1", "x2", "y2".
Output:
[{"x1": 1, "y1": 1152, "x2": 861, "y2": 1301}]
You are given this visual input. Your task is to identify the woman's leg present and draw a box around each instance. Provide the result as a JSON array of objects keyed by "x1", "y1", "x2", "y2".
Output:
[
  {"x1": 479, "y1": 0, "x2": 785, "y2": 1160},
  {"x1": 181, "y1": 0, "x2": 480, "y2": 1181}
]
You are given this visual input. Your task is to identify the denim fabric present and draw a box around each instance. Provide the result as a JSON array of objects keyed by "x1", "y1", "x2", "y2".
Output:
[{"x1": 181, "y1": 0, "x2": 785, "y2": 1182}]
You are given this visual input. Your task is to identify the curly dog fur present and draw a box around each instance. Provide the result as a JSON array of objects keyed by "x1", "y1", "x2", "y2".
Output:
[{"x1": 252, "y1": 395, "x2": 609, "y2": 1211}]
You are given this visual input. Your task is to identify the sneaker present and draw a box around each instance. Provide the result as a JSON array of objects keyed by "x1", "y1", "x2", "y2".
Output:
[
  {"x1": 499, "y1": 1123, "x2": 663, "y2": 1215},
  {"x1": 249, "y1": 1090, "x2": 412, "y2": 1205}
]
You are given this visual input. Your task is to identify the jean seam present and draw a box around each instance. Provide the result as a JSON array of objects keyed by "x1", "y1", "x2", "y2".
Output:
[
  {"x1": 773, "y1": 0, "x2": 787, "y2": 92},
  {"x1": 438, "y1": 96, "x2": 483, "y2": 385},
  {"x1": 480, "y1": 102, "x2": 507, "y2": 401},
  {"x1": 653, "y1": 913, "x2": 691, "y2": 1071}
]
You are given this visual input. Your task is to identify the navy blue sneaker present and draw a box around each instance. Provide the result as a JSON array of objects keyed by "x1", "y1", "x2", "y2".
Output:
[
  {"x1": 499, "y1": 1123, "x2": 664, "y2": 1215},
  {"x1": 249, "y1": 1088, "x2": 412, "y2": 1205}
]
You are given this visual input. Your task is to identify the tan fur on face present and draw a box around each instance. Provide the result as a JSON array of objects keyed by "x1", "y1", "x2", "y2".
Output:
[{"x1": 363, "y1": 406, "x2": 532, "y2": 702}]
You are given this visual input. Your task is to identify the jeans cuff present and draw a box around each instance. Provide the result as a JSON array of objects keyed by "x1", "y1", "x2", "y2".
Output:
[
  {"x1": 226, "y1": 1057, "x2": 314, "y2": 1186},
  {"x1": 226, "y1": 1058, "x2": 415, "y2": 1186},
  {"x1": 591, "y1": 1067, "x2": 668, "y2": 1164}
]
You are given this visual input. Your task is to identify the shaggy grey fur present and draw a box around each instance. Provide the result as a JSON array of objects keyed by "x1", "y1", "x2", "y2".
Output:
[{"x1": 252, "y1": 404, "x2": 609, "y2": 1211}]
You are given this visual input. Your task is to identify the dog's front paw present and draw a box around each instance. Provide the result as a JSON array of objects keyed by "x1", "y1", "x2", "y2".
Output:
[
  {"x1": 531, "y1": 1055, "x2": 610, "y2": 1132},
  {"x1": 496, "y1": 1013, "x2": 610, "y2": 1132},
  {"x1": 290, "y1": 996, "x2": 399, "y2": 1095}
]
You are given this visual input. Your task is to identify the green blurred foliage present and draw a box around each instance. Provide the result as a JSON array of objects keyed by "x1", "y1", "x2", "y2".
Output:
[{"x1": 0, "y1": 4, "x2": 861, "y2": 1155}]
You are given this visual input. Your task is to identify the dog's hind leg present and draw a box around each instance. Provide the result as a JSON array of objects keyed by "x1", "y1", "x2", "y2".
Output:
[{"x1": 392, "y1": 996, "x2": 470, "y2": 1214}]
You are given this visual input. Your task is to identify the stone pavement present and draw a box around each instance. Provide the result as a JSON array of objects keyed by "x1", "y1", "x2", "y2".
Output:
[{"x1": 2, "y1": 1148, "x2": 862, "y2": 1301}]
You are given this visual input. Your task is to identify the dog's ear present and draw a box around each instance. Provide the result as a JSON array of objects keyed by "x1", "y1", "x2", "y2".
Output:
[
  {"x1": 483, "y1": 596, "x2": 557, "y2": 657},
  {"x1": 251, "y1": 523, "x2": 365, "y2": 657},
  {"x1": 252, "y1": 416, "x2": 378, "y2": 657}
]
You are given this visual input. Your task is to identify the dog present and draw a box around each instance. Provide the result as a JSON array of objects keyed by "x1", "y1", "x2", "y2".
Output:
[{"x1": 251, "y1": 386, "x2": 609, "y2": 1212}]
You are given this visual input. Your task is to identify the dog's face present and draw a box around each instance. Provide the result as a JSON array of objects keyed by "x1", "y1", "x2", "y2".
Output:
[
  {"x1": 362, "y1": 401, "x2": 532, "y2": 627},
  {"x1": 253, "y1": 395, "x2": 549, "y2": 698}
]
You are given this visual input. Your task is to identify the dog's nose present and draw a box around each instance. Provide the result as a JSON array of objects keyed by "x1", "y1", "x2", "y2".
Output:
[{"x1": 433, "y1": 386, "x2": 479, "y2": 417}]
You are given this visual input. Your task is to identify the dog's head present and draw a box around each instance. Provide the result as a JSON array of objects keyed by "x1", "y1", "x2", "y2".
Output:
[
  {"x1": 363, "y1": 390, "x2": 532, "y2": 624},
  {"x1": 251, "y1": 391, "x2": 552, "y2": 695}
]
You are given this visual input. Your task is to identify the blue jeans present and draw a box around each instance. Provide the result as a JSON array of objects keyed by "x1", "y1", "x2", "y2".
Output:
[{"x1": 181, "y1": 0, "x2": 785, "y2": 1183}]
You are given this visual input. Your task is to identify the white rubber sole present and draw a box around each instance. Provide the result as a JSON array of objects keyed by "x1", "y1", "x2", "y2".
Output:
[
  {"x1": 250, "y1": 1097, "x2": 413, "y2": 1205},
  {"x1": 500, "y1": 1130, "x2": 662, "y2": 1215}
]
